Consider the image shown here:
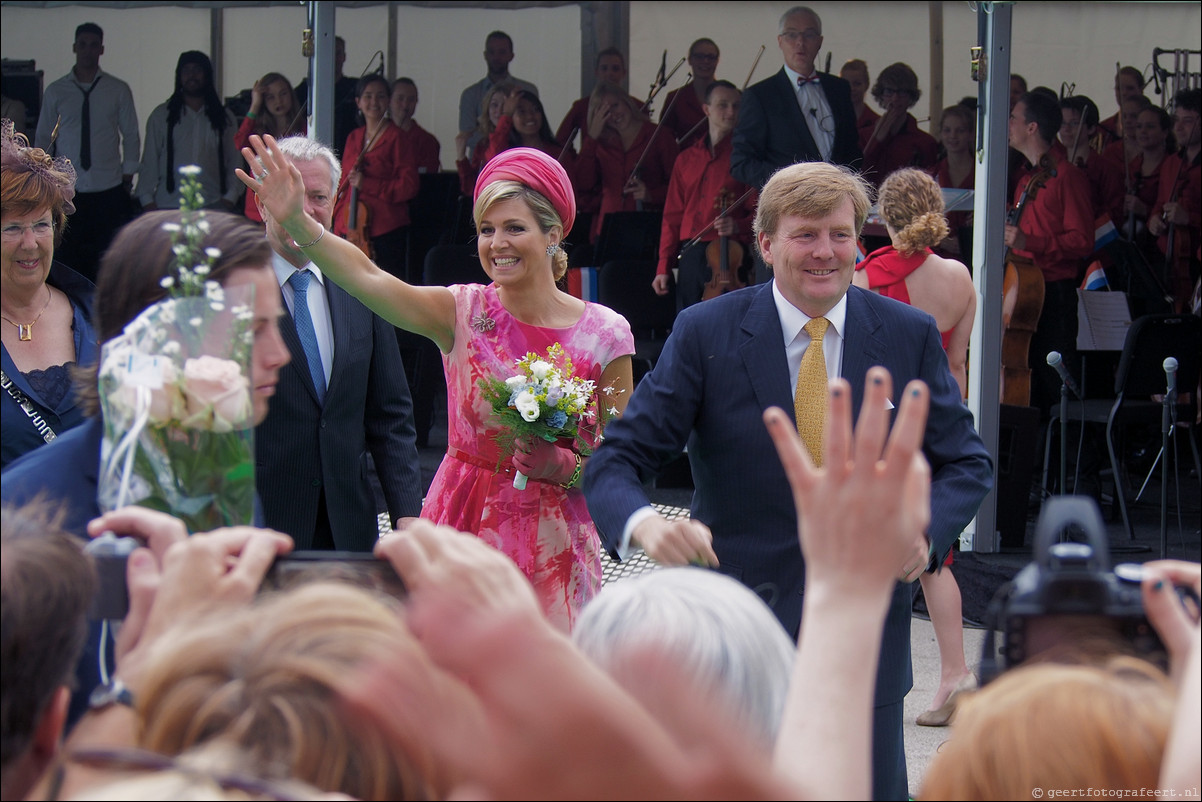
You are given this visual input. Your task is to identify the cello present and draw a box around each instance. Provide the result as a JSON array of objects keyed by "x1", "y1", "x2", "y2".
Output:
[
  {"x1": 701, "y1": 188, "x2": 747, "y2": 300},
  {"x1": 1000, "y1": 155, "x2": 1055, "y2": 407}
]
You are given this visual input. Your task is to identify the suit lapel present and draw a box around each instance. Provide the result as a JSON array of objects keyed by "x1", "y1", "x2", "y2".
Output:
[
  {"x1": 325, "y1": 281, "x2": 351, "y2": 394},
  {"x1": 739, "y1": 282, "x2": 794, "y2": 412},
  {"x1": 773, "y1": 68, "x2": 820, "y2": 162},
  {"x1": 841, "y1": 286, "x2": 887, "y2": 414}
]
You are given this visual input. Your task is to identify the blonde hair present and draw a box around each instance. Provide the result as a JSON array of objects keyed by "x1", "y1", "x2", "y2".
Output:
[
  {"x1": 135, "y1": 582, "x2": 439, "y2": 800},
  {"x1": 921, "y1": 657, "x2": 1174, "y2": 800},
  {"x1": 753, "y1": 161, "x2": 873, "y2": 248},
  {"x1": 473, "y1": 178, "x2": 569, "y2": 280},
  {"x1": 876, "y1": 168, "x2": 949, "y2": 256}
]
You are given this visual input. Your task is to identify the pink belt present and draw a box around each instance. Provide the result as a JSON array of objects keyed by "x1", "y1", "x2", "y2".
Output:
[{"x1": 446, "y1": 447, "x2": 554, "y2": 485}]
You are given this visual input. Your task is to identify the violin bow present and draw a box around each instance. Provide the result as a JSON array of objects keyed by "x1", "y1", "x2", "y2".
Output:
[
  {"x1": 640, "y1": 56, "x2": 686, "y2": 116},
  {"x1": 626, "y1": 72, "x2": 691, "y2": 190}
]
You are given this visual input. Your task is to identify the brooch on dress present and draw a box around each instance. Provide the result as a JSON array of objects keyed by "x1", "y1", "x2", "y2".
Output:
[{"x1": 470, "y1": 312, "x2": 496, "y2": 333}]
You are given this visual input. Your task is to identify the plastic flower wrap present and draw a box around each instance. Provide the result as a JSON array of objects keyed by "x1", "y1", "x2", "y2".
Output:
[
  {"x1": 97, "y1": 166, "x2": 258, "y2": 532},
  {"x1": 479, "y1": 343, "x2": 602, "y2": 490}
]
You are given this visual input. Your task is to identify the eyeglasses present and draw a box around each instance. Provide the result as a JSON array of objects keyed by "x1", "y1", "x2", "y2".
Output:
[
  {"x1": 779, "y1": 30, "x2": 821, "y2": 44},
  {"x1": 690, "y1": 53, "x2": 719, "y2": 62},
  {"x1": 1, "y1": 220, "x2": 54, "y2": 242}
]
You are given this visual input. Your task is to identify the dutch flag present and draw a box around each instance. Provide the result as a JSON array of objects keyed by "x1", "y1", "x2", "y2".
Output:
[
  {"x1": 1081, "y1": 260, "x2": 1109, "y2": 291},
  {"x1": 1094, "y1": 215, "x2": 1119, "y2": 251}
]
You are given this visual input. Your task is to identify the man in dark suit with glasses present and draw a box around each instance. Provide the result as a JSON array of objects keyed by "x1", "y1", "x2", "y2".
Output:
[{"x1": 731, "y1": 6, "x2": 862, "y2": 283}]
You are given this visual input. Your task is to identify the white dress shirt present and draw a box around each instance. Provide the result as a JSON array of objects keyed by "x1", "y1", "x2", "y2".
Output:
[
  {"x1": 34, "y1": 68, "x2": 140, "y2": 193},
  {"x1": 137, "y1": 101, "x2": 238, "y2": 208},
  {"x1": 784, "y1": 65, "x2": 836, "y2": 162}
]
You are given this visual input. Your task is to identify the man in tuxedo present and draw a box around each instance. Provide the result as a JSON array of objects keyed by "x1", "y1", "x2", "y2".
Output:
[
  {"x1": 254, "y1": 136, "x2": 423, "y2": 551},
  {"x1": 584, "y1": 161, "x2": 992, "y2": 801},
  {"x1": 731, "y1": 5, "x2": 862, "y2": 194}
]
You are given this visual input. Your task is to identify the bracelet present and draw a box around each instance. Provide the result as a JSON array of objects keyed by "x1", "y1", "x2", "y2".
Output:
[
  {"x1": 294, "y1": 224, "x2": 325, "y2": 249},
  {"x1": 245, "y1": 110, "x2": 258, "y2": 120},
  {"x1": 560, "y1": 452, "x2": 583, "y2": 489}
]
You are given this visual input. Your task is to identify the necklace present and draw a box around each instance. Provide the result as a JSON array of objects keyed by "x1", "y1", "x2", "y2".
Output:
[{"x1": 1, "y1": 285, "x2": 52, "y2": 342}]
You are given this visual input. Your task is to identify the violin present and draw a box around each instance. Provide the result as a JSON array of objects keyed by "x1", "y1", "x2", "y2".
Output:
[
  {"x1": 1000, "y1": 155, "x2": 1053, "y2": 407},
  {"x1": 339, "y1": 124, "x2": 384, "y2": 260},
  {"x1": 701, "y1": 188, "x2": 747, "y2": 301}
]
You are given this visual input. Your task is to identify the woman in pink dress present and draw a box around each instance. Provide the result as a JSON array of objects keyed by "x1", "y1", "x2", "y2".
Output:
[{"x1": 241, "y1": 142, "x2": 635, "y2": 630}]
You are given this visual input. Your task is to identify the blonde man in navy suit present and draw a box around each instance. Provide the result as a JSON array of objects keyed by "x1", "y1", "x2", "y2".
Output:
[
  {"x1": 254, "y1": 136, "x2": 422, "y2": 551},
  {"x1": 584, "y1": 161, "x2": 992, "y2": 801}
]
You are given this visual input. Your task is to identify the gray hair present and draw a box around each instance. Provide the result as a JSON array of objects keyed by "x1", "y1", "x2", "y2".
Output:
[
  {"x1": 573, "y1": 567, "x2": 795, "y2": 747},
  {"x1": 273, "y1": 136, "x2": 341, "y2": 195},
  {"x1": 779, "y1": 6, "x2": 822, "y2": 35}
]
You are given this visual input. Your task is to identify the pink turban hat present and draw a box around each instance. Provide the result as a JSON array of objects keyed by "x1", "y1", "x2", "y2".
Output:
[{"x1": 473, "y1": 147, "x2": 576, "y2": 237}]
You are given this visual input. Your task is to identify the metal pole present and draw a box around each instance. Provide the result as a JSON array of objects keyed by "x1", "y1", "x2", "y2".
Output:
[
  {"x1": 308, "y1": 1, "x2": 335, "y2": 150},
  {"x1": 965, "y1": 1, "x2": 1014, "y2": 552}
]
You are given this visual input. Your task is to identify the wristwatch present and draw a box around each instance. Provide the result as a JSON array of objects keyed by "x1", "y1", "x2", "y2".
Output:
[{"x1": 88, "y1": 678, "x2": 134, "y2": 711}]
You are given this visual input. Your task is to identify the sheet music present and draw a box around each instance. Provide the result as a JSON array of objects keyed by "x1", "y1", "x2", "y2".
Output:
[{"x1": 1077, "y1": 289, "x2": 1132, "y2": 351}]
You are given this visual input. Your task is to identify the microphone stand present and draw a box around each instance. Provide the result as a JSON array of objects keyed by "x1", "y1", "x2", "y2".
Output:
[
  {"x1": 1158, "y1": 371, "x2": 1176, "y2": 559},
  {"x1": 1059, "y1": 378, "x2": 1070, "y2": 496}
]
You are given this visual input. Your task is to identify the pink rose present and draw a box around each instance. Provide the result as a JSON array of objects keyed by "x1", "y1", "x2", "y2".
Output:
[{"x1": 180, "y1": 355, "x2": 252, "y2": 432}]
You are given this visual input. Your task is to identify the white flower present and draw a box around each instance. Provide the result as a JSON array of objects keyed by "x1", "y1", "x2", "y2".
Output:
[
  {"x1": 529, "y1": 360, "x2": 552, "y2": 380},
  {"x1": 189, "y1": 317, "x2": 202, "y2": 327},
  {"x1": 209, "y1": 302, "x2": 224, "y2": 311},
  {"x1": 160, "y1": 276, "x2": 175, "y2": 288},
  {"x1": 196, "y1": 219, "x2": 210, "y2": 233},
  {"x1": 607, "y1": 405, "x2": 620, "y2": 418},
  {"x1": 204, "y1": 247, "x2": 221, "y2": 259},
  {"x1": 194, "y1": 265, "x2": 211, "y2": 276},
  {"x1": 161, "y1": 222, "x2": 182, "y2": 233},
  {"x1": 162, "y1": 341, "x2": 181, "y2": 355},
  {"x1": 504, "y1": 375, "x2": 528, "y2": 393},
  {"x1": 514, "y1": 390, "x2": 540, "y2": 422},
  {"x1": 179, "y1": 164, "x2": 202, "y2": 176}
]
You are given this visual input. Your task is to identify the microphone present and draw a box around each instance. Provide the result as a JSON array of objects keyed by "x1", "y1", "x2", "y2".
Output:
[
  {"x1": 1046, "y1": 351, "x2": 1081, "y2": 399},
  {"x1": 1163, "y1": 357, "x2": 1178, "y2": 396}
]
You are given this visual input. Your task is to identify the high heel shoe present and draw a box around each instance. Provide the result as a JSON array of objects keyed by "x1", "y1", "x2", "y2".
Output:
[{"x1": 916, "y1": 674, "x2": 977, "y2": 727}]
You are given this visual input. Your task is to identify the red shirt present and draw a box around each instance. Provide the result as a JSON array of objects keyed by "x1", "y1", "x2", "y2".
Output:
[
  {"x1": 1052, "y1": 140, "x2": 1126, "y2": 225},
  {"x1": 574, "y1": 120, "x2": 679, "y2": 242},
  {"x1": 660, "y1": 84, "x2": 706, "y2": 150},
  {"x1": 333, "y1": 123, "x2": 419, "y2": 237},
  {"x1": 656, "y1": 134, "x2": 756, "y2": 277},
  {"x1": 396, "y1": 121, "x2": 441, "y2": 175},
  {"x1": 856, "y1": 105, "x2": 880, "y2": 151},
  {"x1": 1011, "y1": 150, "x2": 1094, "y2": 283},
  {"x1": 1129, "y1": 152, "x2": 1167, "y2": 222},
  {"x1": 862, "y1": 112, "x2": 938, "y2": 187},
  {"x1": 1150, "y1": 149, "x2": 1201, "y2": 304}
]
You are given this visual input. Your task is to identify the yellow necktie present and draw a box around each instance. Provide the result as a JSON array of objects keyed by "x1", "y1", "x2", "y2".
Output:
[{"x1": 794, "y1": 317, "x2": 830, "y2": 467}]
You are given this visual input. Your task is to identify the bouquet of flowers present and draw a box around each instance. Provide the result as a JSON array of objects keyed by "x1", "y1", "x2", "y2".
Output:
[
  {"x1": 97, "y1": 166, "x2": 258, "y2": 532},
  {"x1": 479, "y1": 343, "x2": 601, "y2": 490}
]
